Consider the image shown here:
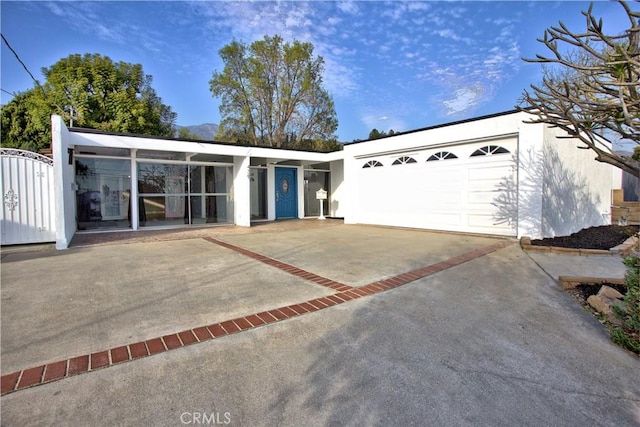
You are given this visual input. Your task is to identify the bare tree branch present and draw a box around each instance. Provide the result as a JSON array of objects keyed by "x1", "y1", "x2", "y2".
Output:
[{"x1": 518, "y1": 1, "x2": 640, "y2": 176}]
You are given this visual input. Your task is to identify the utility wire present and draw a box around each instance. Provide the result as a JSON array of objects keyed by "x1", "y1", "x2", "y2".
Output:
[
  {"x1": 1, "y1": 88, "x2": 17, "y2": 97},
  {"x1": 1, "y1": 33, "x2": 46, "y2": 97},
  {"x1": 1, "y1": 33, "x2": 74, "y2": 126}
]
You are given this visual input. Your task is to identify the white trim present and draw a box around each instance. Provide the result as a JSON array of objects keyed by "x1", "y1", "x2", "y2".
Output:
[{"x1": 352, "y1": 133, "x2": 518, "y2": 160}]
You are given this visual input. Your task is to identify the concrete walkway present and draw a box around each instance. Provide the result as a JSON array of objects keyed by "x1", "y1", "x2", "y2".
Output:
[
  {"x1": 1, "y1": 222, "x2": 638, "y2": 425},
  {"x1": 526, "y1": 251, "x2": 628, "y2": 280}
]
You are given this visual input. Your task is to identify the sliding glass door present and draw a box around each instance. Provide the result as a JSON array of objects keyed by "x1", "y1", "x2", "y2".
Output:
[{"x1": 137, "y1": 162, "x2": 233, "y2": 227}]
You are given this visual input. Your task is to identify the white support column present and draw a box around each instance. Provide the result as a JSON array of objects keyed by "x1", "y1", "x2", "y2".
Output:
[
  {"x1": 297, "y1": 166, "x2": 305, "y2": 219},
  {"x1": 267, "y1": 164, "x2": 276, "y2": 220},
  {"x1": 233, "y1": 155, "x2": 251, "y2": 227},
  {"x1": 130, "y1": 149, "x2": 138, "y2": 230},
  {"x1": 51, "y1": 115, "x2": 76, "y2": 249}
]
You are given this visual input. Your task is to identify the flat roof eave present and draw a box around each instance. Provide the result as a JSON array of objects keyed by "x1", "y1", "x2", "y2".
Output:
[{"x1": 69, "y1": 129, "x2": 344, "y2": 163}]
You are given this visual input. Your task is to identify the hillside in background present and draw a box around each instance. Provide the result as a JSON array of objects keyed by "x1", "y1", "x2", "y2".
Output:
[{"x1": 176, "y1": 123, "x2": 218, "y2": 140}]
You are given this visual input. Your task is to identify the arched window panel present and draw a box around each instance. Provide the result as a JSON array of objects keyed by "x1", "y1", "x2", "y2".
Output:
[
  {"x1": 391, "y1": 156, "x2": 417, "y2": 165},
  {"x1": 470, "y1": 145, "x2": 510, "y2": 157},
  {"x1": 427, "y1": 151, "x2": 458, "y2": 161},
  {"x1": 362, "y1": 160, "x2": 384, "y2": 168}
]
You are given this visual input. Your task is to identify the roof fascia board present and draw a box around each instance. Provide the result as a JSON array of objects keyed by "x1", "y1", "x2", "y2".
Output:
[
  {"x1": 352, "y1": 132, "x2": 519, "y2": 160},
  {"x1": 69, "y1": 131, "x2": 343, "y2": 163}
]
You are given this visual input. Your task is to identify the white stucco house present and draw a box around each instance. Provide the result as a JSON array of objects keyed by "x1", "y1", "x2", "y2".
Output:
[{"x1": 48, "y1": 109, "x2": 618, "y2": 249}]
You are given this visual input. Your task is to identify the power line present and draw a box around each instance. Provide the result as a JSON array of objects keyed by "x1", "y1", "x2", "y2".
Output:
[
  {"x1": 1, "y1": 88, "x2": 17, "y2": 97},
  {"x1": 1, "y1": 33, "x2": 46, "y2": 97}
]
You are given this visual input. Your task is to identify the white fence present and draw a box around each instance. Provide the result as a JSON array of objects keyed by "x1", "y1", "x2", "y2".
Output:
[{"x1": 1, "y1": 149, "x2": 56, "y2": 245}]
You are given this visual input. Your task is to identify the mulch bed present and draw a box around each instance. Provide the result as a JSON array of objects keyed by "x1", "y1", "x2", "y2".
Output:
[{"x1": 531, "y1": 225, "x2": 639, "y2": 250}]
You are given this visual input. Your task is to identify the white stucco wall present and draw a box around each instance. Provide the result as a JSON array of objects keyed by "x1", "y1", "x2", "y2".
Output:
[
  {"x1": 51, "y1": 115, "x2": 77, "y2": 249},
  {"x1": 329, "y1": 160, "x2": 344, "y2": 217},
  {"x1": 540, "y1": 126, "x2": 614, "y2": 237},
  {"x1": 516, "y1": 121, "x2": 545, "y2": 239}
]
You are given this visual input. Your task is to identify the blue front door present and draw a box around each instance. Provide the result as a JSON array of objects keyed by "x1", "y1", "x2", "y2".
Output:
[{"x1": 275, "y1": 167, "x2": 298, "y2": 219}]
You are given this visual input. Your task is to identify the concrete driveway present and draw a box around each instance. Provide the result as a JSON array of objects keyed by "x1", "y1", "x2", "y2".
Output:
[{"x1": 1, "y1": 220, "x2": 639, "y2": 426}]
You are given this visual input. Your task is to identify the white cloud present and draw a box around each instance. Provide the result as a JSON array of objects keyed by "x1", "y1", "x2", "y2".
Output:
[
  {"x1": 442, "y1": 85, "x2": 485, "y2": 115},
  {"x1": 360, "y1": 108, "x2": 407, "y2": 133},
  {"x1": 433, "y1": 29, "x2": 472, "y2": 45},
  {"x1": 337, "y1": 1, "x2": 359, "y2": 15}
]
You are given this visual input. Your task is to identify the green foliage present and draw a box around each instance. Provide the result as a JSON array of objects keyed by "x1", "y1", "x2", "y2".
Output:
[
  {"x1": 176, "y1": 127, "x2": 201, "y2": 140},
  {"x1": 612, "y1": 256, "x2": 640, "y2": 355},
  {"x1": 294, "y1": 138, "x2": 342, "y2": 152},
  {"x1": 1, "y1": 53, "x2": 176, "y2": 151},
  {"x1": 0, "y1": 91, "x2": 48, "y2": 151},
  {"x1": 368, "y1": 128, "x2": 396, "y2": 140},
  {"x1": 210, "y1": 35, "x2": 338, "y2": 149}
]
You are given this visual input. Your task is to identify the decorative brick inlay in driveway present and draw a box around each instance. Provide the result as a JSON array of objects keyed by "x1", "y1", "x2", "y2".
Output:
[
  {"x1": 0, "y1": 239, "x2": 513, "y2": 395},
  {"x1": 203, "y1": 237, "x2": 353, "y2": 292}
]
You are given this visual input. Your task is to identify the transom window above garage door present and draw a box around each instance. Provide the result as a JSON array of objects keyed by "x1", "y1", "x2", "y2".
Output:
[
  {"x1": 427, "y1": 151, "x2": 458, "y2": 161},
  {"x1": 392, "y1": 156, "x2": 417, "y2": 165},
  {"x1": 470, "y1": 145, "x2": 510, "y2": 157},
  {"x1": 362, "y1": 160, "x2": 384, "y2": 168}
]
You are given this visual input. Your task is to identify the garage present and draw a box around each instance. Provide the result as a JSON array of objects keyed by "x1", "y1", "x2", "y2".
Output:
[{"x1": 352, "y1": 139, "x2": 517, "y2": 236}]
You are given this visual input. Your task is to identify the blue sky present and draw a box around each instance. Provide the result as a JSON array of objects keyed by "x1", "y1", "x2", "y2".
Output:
[{"x1": 0, "y1": 1, "x2": 634, "y2": 143}]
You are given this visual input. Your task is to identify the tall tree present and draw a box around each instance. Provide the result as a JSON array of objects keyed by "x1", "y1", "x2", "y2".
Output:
[
  {"x1": 518, "y1": 1, "x2": 639, "y2": 176},
  {"x1": 210, "y1": 35, "x2": 338, "y2": 148},
  {"x1": 1, "y1": 53, "x2": 176, "y2": 151}
]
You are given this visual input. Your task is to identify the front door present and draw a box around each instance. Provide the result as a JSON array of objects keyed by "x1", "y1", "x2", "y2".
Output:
[{"x1": 275, "y1": 167, "x2": 298, "y2": 219}]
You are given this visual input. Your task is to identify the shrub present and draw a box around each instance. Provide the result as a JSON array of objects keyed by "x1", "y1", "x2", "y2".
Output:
[{"x1": 612, "y1": 256, "x2": 640, "y2": 355}]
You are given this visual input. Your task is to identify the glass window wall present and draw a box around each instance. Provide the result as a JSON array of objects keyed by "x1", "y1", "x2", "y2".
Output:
[
  {"x1": 189, "y1": 165, "x2": 234, "y2": 224},
  {"x1": 304, "y1": 170, "x2": 330, "y2": 217},
  {"x1": 75, "y1": 158, "x2": 132, "y2": 230},
  {"x1": 250, "y1": 168, "x2": 267, "y2": 220},
  {"x1": 136, "y1": 162, "x2": 233, "y2": 227}
]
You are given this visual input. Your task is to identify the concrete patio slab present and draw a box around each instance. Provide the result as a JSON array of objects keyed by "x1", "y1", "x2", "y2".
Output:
[
  {"x1": 1, "y1": 238, "x2": 334, "y2": 374},
  {"x1": 219, "y1": 223, "x2": 506, "y2": 286},
  {"x1": 2, "y1": 245, "x2": 638, "y2": 426}
]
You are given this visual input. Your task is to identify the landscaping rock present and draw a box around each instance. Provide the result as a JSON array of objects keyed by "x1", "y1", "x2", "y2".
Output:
[
  {"x1": 587, "y1": 295, "x2": 611, "y2": 314},
  {"x1": 587, "y1": 286, "x2": 625, "y2": 316},
  {"x1": 597, "y1": 285, "x2": 624, "y2": 300}
]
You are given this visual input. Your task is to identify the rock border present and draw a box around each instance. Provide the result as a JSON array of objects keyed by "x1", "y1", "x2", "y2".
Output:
[
  {"x1": 558, "y1": 275, "x2": 625, "y2": 291},
  {"x1": 559, "y1": 276, "x2": 627, "y2": 328},
  {"x1": 520, "y1": 234, "x2": 639, "y2": 256}
]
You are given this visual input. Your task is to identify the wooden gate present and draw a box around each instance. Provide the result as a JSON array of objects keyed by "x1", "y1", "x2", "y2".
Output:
[{"x1": 1, "y1": 149, "x2": 56, "y2": 245}]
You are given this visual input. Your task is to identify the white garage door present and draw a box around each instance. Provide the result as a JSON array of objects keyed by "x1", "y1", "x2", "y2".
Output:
[{"x1": 354, "y1": 143, "x2": 517, "y2": 236}]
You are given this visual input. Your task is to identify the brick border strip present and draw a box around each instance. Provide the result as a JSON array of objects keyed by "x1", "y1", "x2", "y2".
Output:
[
  {"x1": 1, "y1": 239, "x2": 513, "y2": 396},
  {"x1": 203, "y1": 237, "x2": 353, "y2": 292}
]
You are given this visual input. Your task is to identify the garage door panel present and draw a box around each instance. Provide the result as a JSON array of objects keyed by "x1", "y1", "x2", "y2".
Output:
[
  {"x1": 353, "y1": 151, "x2": 516, "y2": 236},
  {"x1": 426, "y1": 213, "x2": 462, "y2": 226},
  {"x1": 467, "y1": 165, "x2": 513, "y2": 182},
  {"x1": 467, "y1": 212, "x2": 499, "y2": 227},
  {"x1": 468, "y1": 189, "x2": 502, "y2": 204},
  {"x1": 424, "y1": 190, "x2": 461, "y2": 204}
]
